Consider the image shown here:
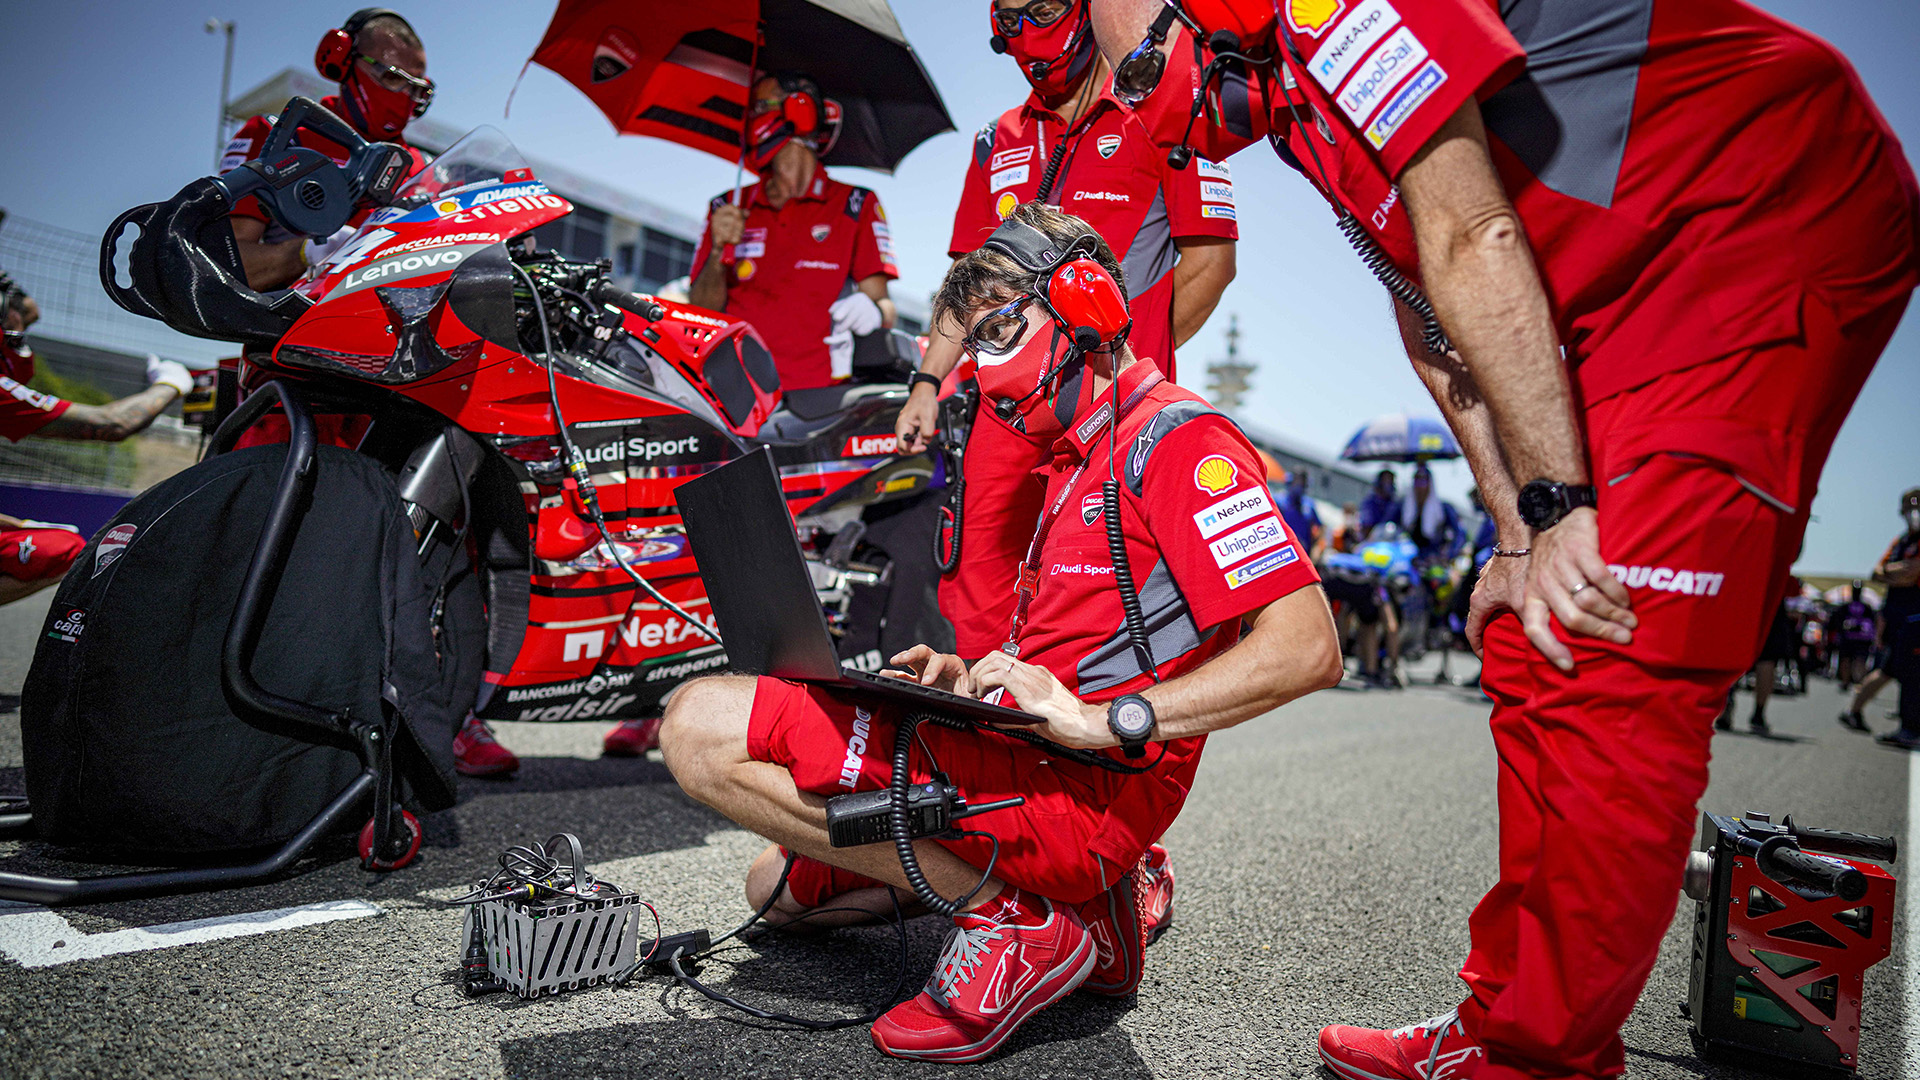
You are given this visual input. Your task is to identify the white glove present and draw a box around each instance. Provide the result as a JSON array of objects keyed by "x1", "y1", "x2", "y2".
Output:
[
  {"x1": 824, "y1": 292, "x2": 885, "y2": 380},
  {"x1": 828, "y1": 291, "x2": 884, "y2": 337},
  {"x1": 301, "y1": 224, "x2": 360, "y2": 272},
  {"x1": 145, "y1": 355, "x2": 194, "y2": 396}
]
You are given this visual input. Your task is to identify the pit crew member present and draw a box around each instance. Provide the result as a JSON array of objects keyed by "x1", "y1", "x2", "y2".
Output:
[
  {"x1": 223, "y1": 8, "x2": 432, "y2": 291},
  {"x1": 661, "y1": 203, "x2": 1341, "y2": 1062},
  {"x1": 894, "y1": 0, "x2": 1240, "y2": 666},
  {"x1": 688, "y1": 72, "x2": 899, "y2": 391},
  {"x1": 1088, "y1": 1, "x2": 1919, "y2": 1077},
  {"x1": 1, "y1": 274, "x2": 196, "y2": 605}
]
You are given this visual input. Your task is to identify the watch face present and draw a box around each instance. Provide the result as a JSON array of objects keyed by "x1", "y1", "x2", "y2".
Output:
[
  {"x1": 1518, "y1": 482, "x2": 1560, "y2": 526},
  {"x1": 1111, "y1": 697, "x2": 1153, "y2": 740}
]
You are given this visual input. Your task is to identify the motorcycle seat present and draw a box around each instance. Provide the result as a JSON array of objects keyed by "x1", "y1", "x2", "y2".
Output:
[{"x1": 779, "y1": 382, "x2": 907, "y2": 422}]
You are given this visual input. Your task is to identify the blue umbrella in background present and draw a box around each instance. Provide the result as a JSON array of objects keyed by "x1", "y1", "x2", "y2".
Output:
[{"x1": 1340, "y1": 412, "x2": 1462, "y2": 463}]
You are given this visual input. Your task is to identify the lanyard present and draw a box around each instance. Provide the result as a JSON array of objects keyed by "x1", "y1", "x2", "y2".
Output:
[{"x1": 1003, "y1": 371, "x2": 1164, "y2": 654}]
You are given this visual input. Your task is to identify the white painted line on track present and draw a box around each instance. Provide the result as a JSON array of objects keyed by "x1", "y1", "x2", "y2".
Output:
[
  {"x1": 1907, "y1": 750, "x2": 1918, "y2": 1079},
  {"x1": 0, "y1": 899, "x2": 382, "y2": 968}
]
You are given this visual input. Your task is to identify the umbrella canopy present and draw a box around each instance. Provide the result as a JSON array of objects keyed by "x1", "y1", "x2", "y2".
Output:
[
  {"x1": 530, "y1": 0, "x2": 954, "y2": 174},
  {"x1": 1340, "y1": 413, "x2": 1462, "y2": 463}
]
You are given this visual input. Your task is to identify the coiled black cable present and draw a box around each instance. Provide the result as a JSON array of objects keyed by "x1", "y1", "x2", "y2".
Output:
[
  {"x1": 1102, "y1": 478, "x2": 1158, "y2": 681},
  {"x1": 935, "y1": 465, "x2": 964, "y2": 574},
  {"x1": 1336, "y1": 212, "x2": 1453, "y2": 355}
]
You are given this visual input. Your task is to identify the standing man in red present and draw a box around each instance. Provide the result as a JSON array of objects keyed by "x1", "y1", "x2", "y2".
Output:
[
  {"x1": 1090, "y1": 1, "x2": 1919, "y2": 1077},
  {"x1": 894, "y1": 0, "x2": 1240, "y2": 666},
  {"x1": 223, "y1": 9, "x2": 434, "y2": 291},
  {"x1": 687, "y1": 72, "x2": 900, "y2": 392}
]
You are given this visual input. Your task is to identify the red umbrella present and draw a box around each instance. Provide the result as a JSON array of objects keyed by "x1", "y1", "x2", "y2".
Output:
[{"x1": 530, "y1": 0, "x2": 952, "y2": 175}]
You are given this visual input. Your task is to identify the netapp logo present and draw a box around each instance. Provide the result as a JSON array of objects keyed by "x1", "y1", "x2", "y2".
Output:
[{"x1": 838, "y1": 707, "x2": 874, "y2": 789}]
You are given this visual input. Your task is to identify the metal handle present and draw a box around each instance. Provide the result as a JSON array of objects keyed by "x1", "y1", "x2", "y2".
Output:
[{"x1": 1757, "y1": 837, "x2": 1868, "y2": 902}]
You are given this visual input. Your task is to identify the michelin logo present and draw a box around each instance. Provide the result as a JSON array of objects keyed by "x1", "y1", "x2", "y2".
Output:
[
  {"x1": 1226, "y1": 545, "x2": 1299, "y2": 589},
  {"x1": 1194, "y1": 487, "x2": 1277, "y2": 539},
  {"x1": 1365, "y1": 60, "x2": 1447, "y2": 149}
]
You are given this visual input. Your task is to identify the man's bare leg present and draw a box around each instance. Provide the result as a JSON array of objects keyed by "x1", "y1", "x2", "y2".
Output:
[
  {"x1": 661, "y1": 675, "x2": 1004, "y2": 912},
  {"x1": 743, "y1": 844, "x2": 927, "y2": 930}
]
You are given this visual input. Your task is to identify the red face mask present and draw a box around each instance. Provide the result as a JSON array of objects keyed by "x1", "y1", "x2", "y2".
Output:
[
  {"x1": 343, "y1": 67, "x2": 416, "y2": 140},
  {"x1": 744, "y1": 108, "x2": 795, "y2": 173},
  {"x1": 974, "y1": 317, "x2": 1084, "y2": 441},
  {"x1": 995, "y1": 1, "x2": 1097, "y2": 105}
]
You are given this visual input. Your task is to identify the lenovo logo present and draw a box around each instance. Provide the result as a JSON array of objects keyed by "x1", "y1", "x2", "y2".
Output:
[{"x1": 843, "y1": 433, "x2": 899, "y2": 457}]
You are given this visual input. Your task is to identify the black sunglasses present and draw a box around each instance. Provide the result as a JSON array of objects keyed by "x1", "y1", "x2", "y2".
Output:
[{"x1": 1112, "y1": 3, "x2": 1199, "y2": 106}]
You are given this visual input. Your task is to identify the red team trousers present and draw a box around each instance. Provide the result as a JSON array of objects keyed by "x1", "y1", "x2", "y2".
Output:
[{"x1": 1458, "y1": 290, "x2": 1909, "y2": 1079}]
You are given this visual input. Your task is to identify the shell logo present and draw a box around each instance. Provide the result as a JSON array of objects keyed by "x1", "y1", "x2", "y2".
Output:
[
  {"x1": 735, "y1": 258, "x2": 757, "y2": 281},
  {"x1": 435, "y1": 199, "x2": 461, "y2": 215},
  {"x1": 1284, "y1": 0, "x2": 1347, "y2": 37},
  {"x1": 1194, "y1": 455, "x2": 1240, "y2": 496},
  {"x1": 996, "y1": 192, "x2": 1019, "y2": 220}
]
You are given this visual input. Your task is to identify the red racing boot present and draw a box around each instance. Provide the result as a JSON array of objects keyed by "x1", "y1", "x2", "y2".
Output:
[
  {"x1": 870, "y1": 885, "x2": 1095, "y2": 1062},
  {"x1": 452, "y1": 713, "x2": 519, "y2": 778},
  {"x1": 1077, "y1": 843, "x2": 1175, "y2": 996},
  {"x1": 1318, "y1": 1007, "x2": 1486, "y2": 1080},
  {"x1": 601, "y1": 716, "x2": 663, "y2": 757}
]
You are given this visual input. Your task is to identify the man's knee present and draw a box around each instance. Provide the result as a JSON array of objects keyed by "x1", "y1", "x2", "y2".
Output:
[{"x1": 659, "y1": 674, "x2": 756, "y2": 799}]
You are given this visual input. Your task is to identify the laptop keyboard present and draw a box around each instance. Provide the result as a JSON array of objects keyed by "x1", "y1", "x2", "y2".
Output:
[{"x1": 841, "y1": 668, "x2": 1031, "y2": 720}]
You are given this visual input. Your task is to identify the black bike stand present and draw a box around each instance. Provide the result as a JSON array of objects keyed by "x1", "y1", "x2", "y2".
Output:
[{"x1": 0, "y1": 380, "x2": 417, "y2": 906}]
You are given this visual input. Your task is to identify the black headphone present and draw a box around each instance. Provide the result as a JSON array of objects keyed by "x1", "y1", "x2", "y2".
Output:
[{"x1": 317, "y1": 9, "x2": 412, "y2": 81}]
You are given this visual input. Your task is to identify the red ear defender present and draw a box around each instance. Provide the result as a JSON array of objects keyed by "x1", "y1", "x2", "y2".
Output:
[
  {"x1": 1045, "y1": 257, "x2": 1131, "y2": 348},
  {"x1": 781, "y1": 90, "x2": 820, "y2": 137},
  {"x1": 315, "y1": 27, "x2": 356, "y2": 81}
]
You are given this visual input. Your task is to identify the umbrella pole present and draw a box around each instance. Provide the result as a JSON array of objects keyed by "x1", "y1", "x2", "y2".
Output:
[{"x1": 721, "y1": 27, "x2": 763, "y2": 269}]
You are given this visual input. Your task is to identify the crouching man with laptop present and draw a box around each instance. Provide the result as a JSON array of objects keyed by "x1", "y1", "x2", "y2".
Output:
[{"x1": 660, "y1": 204, "x2": 1342, "y2": 1063}]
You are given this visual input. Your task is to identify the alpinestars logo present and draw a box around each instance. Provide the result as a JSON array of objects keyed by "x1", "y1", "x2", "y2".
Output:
[
  {"x1": 837, "y1": 708, "x2": 874, "y2": 789},
  {"x1": 977, "y1": 945, "x2": 1041, "y2": 1016},
  {"x1": 1416, "y1": 1045, "x2": 1484, "y2": 1080}
]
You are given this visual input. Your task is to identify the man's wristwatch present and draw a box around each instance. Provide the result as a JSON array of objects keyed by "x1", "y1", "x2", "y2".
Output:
[
  {"x1": 909, "y1": 371, "x2": 943, "y2": 394},
  {"x1": 1517, "y1": 479, "x2": 1597, "y2": 531},
  {"x1": 1106, "y1": 694, "x2": 1156, "y2": 759}
]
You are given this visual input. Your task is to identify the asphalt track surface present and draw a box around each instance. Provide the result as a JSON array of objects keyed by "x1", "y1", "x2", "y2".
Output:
[{"x1": 0, "y1": 589, "x2": 1909, "y2": 1079}]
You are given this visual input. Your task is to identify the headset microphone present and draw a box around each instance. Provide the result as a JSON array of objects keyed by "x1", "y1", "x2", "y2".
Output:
[
  {"x1": 1029, "y1": 60, "x2": 1051, "y2": 79},
  {"x1": 1072, "y1": 326, "x2": 1101, "y2": 351},
  {"x1": 994, "y1": 397, "x2": 1019, "y2": 420},
  {"x1": 1209, "y1": 29, "x2": 1242, "y2": 53},
  {"x1": 990, "y1": 35, "x2": 1009, "y2": 54}
]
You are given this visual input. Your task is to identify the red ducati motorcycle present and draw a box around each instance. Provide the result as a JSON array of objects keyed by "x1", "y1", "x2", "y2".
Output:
[{"x1": 107, "y1": 100, "x2": 963, "y2": 728}]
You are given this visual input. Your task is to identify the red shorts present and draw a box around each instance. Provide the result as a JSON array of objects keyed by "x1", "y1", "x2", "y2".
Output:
[
  {"x1": 1, "y1": 525, "x2": 85, "y2": 582},
  {"x1": 747, "y1": 676, "x2": 1131, "y2": 904},
  {"x1": 937, "y1": 407, "x2": 1049, "y2": 658}
]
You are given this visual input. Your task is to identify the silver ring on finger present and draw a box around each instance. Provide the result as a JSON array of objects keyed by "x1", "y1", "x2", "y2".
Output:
[{"x1": 1569, "y1": 581, "x2": 1590, "y2": 596}]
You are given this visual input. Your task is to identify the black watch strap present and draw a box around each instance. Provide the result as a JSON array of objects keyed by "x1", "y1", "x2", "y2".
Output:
[
  {"x1": 1518, "y1": 479, "x2": 1597, "y2": 530},
  {"x1": 909, "y1": 371, "x2": 943, "y2": 393}
]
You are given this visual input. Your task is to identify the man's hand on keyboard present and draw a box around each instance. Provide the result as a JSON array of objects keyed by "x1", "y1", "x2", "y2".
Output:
[
  {"x1": 969, "y1": 651, "x2": 1106, "y2": 748},
  {"x1": 885, "y1": 645, "x2": 975, "y2": 697}
]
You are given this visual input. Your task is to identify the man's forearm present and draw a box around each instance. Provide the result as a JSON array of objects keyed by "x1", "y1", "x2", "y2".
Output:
[
  {"x1": 40, "y1": 386, "x2": 178, "y2": 441},
  {"x1": 1129, "y1": 587, "x2": 1342, "y2": 742},
  {"x1": 1393, "y1": 299, "x2": 1523, "y2": 539},
  {"x1": 1170, "y1": 238, "x2": 1236, "y2": 349},
  {"x1": 1399, "y1": 103, "x2": 1585, "y2": 488},
  {"x1": 688, "y1": 257, "x2": 729, "y2": 311}
]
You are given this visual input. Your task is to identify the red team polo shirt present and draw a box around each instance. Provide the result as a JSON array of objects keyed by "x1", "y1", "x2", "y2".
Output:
[
  {"x1": 691, "y1": 167, "x2": 899, "y2": 391},
  {"x1": 1006, "y1": 358, "x2": 1320, "y2": 863},
  {"x1": 0, "y1": 341, "x2": 68, "y2": 442},
  {"x1": 1257, "y1": 0, "x2": 1918, "y2": 431},
  {"x1": 950, "y1": 83, "x2": 1240, "y2": 380},
  {"x1": 221, "y1": 94, "x2": 428, "y2": 238}
]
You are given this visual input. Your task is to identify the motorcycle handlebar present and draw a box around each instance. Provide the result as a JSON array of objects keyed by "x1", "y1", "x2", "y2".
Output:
[
  {"x1": 587, "y1": 280, "x2": 667, "y2": 324},
  {"x1": 1756, "y1": 836, "x2": 1868, "y2": 902},
  {"x1": 1789, "y1": 821, "x2": 1898, "y2": 863}
]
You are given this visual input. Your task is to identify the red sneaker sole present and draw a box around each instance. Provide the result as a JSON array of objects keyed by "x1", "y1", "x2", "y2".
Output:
[
  {"x1": 872, "y1": 933, "x2": 1097, "y2": 1063},
  {"x1": 1317, "y1": 1045, "x2": 1403, "y2": 1080}
]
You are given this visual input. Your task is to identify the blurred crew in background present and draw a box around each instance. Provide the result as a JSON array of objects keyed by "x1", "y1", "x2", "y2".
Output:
[
  {"x1": 1, "y1": 273, "x2": 197, "y2": 606},
  {"x1": 223, "y1": 9, "x2": 433, "y2": 291},
  {"x1": 1399, "y1": 464, "x2": 1460, "y2": 561},
  {"x1": 1333, "y1": 502, "x2": 1362, "y2": 554},
  {"x1": 1833, "y1": 581, "x2": 1879, "y2": 691},
  {"x1": 1276, "y1": 469, "x2": 1325, "y2": 562},
  {"x1": 1089, "y1": 0, "x2": 1918, "y2": 1075},
  {"x1": 1859, "y1": 489, "x2": 1920, "y2": 745},
  {"x1": 894, "y1": 0, "x2": 1239, "y2": 665},
  {"x1": 688, "y1": 72, "x2": 899, "y2": 391},
  {"x1": 1358, "y1": 469, "x2": 1397, "y2": 537}
]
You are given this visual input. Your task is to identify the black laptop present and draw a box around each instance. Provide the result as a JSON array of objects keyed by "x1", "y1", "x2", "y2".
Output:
[{"x1": 676, "y1": 448, "x2": 1040, "y2": 726}]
